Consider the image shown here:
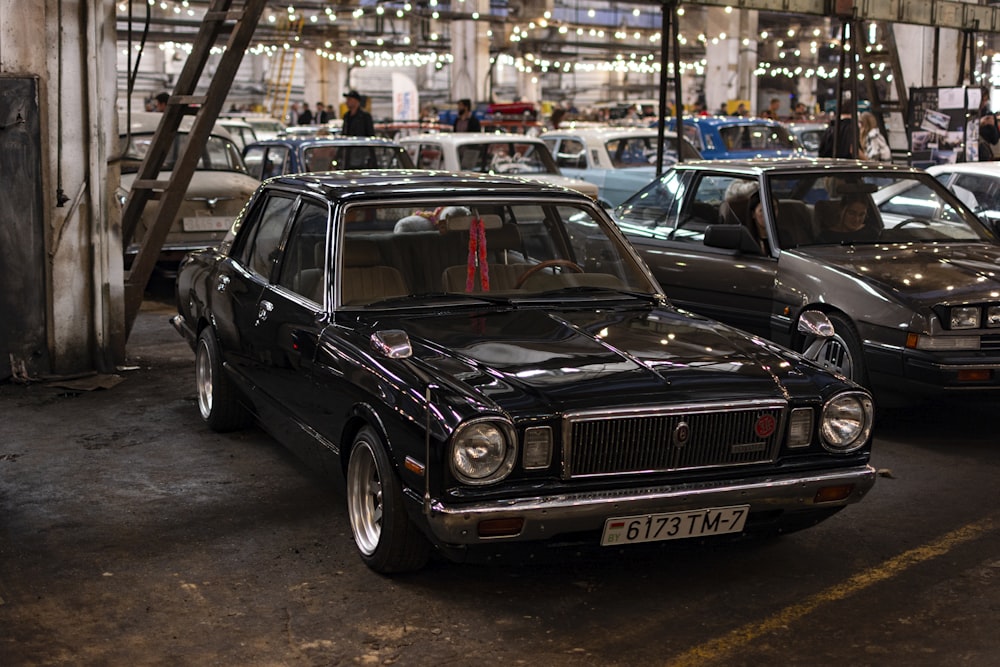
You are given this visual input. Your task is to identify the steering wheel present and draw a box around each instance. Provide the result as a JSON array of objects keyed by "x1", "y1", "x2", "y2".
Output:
[{"x1": 514, "y1": 259, "x2": 584, "y2": 289}]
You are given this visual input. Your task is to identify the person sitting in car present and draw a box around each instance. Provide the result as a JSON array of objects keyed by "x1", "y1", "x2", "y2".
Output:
[{"x1": 816, "y1": 193, "x2": 878, "y2": 243}]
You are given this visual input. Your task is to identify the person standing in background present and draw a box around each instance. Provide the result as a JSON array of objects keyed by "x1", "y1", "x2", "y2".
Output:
[
  {"x1": 297, "y1": 102, "x2": 314, "y2": 125},
  {"x1": 316, "y1": 102, "x2": 330, "y2": 124},
  {"x1": 859, "y1": 112, "x2": 891, "y2": 162},
  {"x1": 979, "y1": 111, "x2": 1000, "y2": 161},
  {"x1": 453, "y1": 99, "x2": 481, "y2": 132},
  {"x1": 342, "y1": 90, "x2": 375, "y2": 137}
]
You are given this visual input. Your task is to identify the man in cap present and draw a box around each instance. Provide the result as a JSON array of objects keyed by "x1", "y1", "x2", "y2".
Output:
[{"x1": 342, "y1": 90, "x2": 375, "y2": 137}]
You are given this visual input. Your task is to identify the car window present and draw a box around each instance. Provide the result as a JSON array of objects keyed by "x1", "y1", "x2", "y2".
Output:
[
  {"x1": 949, "y1": 173, "x2": 1000, "y2": 214},
  {"x1": 244, "y1": 146, "x2": 290, "y2": 180},
  {"x1": 614, "y1": 170, "x2": 690, "y2": 230},
  {"x1": 120, "y1": 132, "x2": 246, "y2": 174},
  {"x1": 673, "y1": 174, "x2": 751, "y2": 242},
  {"x1": 759, "y1": 173, "x2": 988, "y2": 246},
  {"x1": 553, "y1": 139, "x2": 586, "y2": 169},
  {"x1": 410, "y1": 142, "x2": 442, "y2": 169},
  {"x1": 234, "y1": 193, "x2": 296, "y2": 278},
  {"x1": 458, "y1": 142, "x2": 554, "y2": 175},
  {"x1": 275, "y1": 199, "x2": 329, "y2": 303},
  {"x1": 336, "y1": 200, "x2": 658, "y2": 305}
]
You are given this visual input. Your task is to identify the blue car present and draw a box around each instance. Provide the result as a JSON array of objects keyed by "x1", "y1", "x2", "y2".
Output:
[
  {"x1": 661, "y1": 116, "x2": 804, "y2": 160},
  {"x1": 242, "y1": 136, "x2": 414, "y2": 180}
]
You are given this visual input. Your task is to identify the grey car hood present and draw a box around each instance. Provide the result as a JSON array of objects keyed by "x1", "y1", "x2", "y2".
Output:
[{"x1": 798, "y1": 242, "x2": 1000, "y2": 307}]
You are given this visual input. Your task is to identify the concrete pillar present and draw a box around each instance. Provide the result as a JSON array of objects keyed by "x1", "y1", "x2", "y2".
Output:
[
  {"x1": 702, "y1": 7, "x2": 758, "y2": 113},
  {"x1": 0, "y1": 0, "x2": 121, "y2": 376},
  {"x1": 450, "y1": 0, "x2": 491, "y2": 104},
  {"x1": 302, "y1": 50, "x2": 347, "y2": 119},
  {"x1": 895, "y1": 25, "x2": 962, "y2": 88}
]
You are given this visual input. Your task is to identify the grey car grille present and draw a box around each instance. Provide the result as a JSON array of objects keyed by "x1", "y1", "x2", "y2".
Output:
[{"x1": 562, "y1": 401, "x2": 786, "y2": 479}]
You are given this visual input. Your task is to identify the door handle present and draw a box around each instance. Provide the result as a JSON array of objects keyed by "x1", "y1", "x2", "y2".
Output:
[{"x1": 256, "y1": 300, "x2": 273, "y2": 326}]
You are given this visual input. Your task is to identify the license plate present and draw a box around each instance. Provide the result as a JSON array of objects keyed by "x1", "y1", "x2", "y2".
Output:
[
  {"x1": 182, "y1": 215, "x2": 233, "y2": 232},
  {"x1": 600, "y1": 505, "x2": 749, "y2": 546}
]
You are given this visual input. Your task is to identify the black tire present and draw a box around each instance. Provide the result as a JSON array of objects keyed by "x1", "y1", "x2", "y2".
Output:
[
  {"x1": 346, "y1": 426, "x2": 431, "y2": 574},
  {"x1": 195, "y1": 328, "x2": 251, "y2": 432},
  {"x1": 806, "y1": 312, "x2": 869, "y2": 388}
]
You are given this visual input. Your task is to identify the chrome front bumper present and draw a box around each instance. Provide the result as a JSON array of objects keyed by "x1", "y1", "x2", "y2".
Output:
[{"x1": 422, "y1": 464, "x2": 876, "y2": 545}]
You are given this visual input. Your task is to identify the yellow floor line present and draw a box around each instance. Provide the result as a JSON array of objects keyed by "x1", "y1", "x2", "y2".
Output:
[{"x1": 666, "y1": 516, "x2": 996, "y2": 667}]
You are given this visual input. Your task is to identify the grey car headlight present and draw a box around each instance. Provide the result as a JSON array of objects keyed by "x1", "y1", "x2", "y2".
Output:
[
  {"x1": 450, "y1": 419, "x2": 517, "y2": 485},
  {"x1": 819, "y1": 392, "x2": 874, "y2": 453},
  {"x1": 950, "y1": 306, "x2": 980, "y2": 329}
]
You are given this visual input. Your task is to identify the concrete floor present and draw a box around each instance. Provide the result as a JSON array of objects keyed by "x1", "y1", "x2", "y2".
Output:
[{"x1": 3, "y1": 297, "x2": 1000, "y2": 666}]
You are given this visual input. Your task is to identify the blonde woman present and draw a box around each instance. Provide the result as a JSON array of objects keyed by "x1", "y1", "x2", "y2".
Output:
[{"x1": 859, "y1": 112, "x2": 891, "y2": 162}]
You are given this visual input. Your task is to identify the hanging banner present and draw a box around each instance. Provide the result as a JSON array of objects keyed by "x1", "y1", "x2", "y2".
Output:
[{"x1": 392, "y1": 73, "x2": 419, "y2": 122}]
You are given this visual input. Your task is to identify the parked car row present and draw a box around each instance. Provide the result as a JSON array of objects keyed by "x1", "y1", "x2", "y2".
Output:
[{"x1": 117, "y1": 103, "x2": 1000, "y2": 574}]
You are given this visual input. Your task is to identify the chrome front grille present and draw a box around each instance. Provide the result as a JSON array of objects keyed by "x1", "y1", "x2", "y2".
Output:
[
  {"x1": 562, "y1": 401, "x2": 787, "y2": 479},
  {"x1": 980, "y1": 335, "x2": 1000, "y2": 351}
]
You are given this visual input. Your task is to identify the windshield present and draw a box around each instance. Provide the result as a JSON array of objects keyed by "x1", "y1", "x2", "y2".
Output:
[
  {"x1": 766, "y1": 171, "x2": 993, "y2": 247},
  {"x1": 303, "y1": 145, "x2": 412, "y2": 170},
  {"x1": 456, "y1": 142, "x2": 558, "y2": 175},
  {"x1": 119, "y1": 132, "x2": 246, "y2": 174},
  {"x1": 605, "y1": 135, "x2": 696, "y2": 167},
  {"x1": 718, "y1": 124, "x2": 798, "y2": 151},
  {"x1": 337, "y1": 199, "x2": 658, "y2": 307}
]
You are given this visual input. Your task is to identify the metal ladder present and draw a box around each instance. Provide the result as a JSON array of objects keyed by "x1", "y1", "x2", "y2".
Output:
[
  {"x1": 265, "y1": 15, "x2": 304, "y2": 123},
  {"x1": 120, "y1": 0, "x2": 267, "y2": 336}
]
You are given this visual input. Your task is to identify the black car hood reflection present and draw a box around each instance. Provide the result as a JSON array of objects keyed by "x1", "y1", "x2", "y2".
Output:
[
  {"x1": 375, "y1": 306, "x2": 818, "y2": 412},
  {"x1": 799, "y1": 242, "x2": 1000, "y2": 306}
]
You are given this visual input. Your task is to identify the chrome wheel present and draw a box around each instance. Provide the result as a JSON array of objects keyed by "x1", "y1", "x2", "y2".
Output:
[
  {"x1": 345, "y1": 426, "x2": 431, "y2": 573},
  {"x1": 195, "y1": 337, "x2": 214, "y2": 421},
  {"x1": 347, "y1": 437, "x2": 383, "y2": 556},
  {"x1": 194, "y1": 328, "x2": 249, "y2": 432}
]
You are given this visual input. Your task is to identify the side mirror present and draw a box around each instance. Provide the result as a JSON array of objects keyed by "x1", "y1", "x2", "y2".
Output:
[
  {"x1": 703, "y1": 224, "x2": 762, "y2": 254},
  {"x1": 797, "y1": 310, "x2": 835, "y2": 364},
  {"x1": 797, "y1": 310, "x2": 834, "y2": 338}
]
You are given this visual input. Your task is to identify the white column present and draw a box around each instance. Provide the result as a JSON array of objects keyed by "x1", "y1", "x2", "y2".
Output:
[{"x1": 450, "y1": 0, "x2": 491, "y2": 103}]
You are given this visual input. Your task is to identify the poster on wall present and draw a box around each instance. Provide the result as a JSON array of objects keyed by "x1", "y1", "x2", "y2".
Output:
[{"x1": 907, "y1": 87, "x2": 979, "y2": 164}]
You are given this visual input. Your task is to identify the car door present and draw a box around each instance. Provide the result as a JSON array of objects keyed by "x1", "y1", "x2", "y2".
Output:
[
  {"x1": 239, "y1": 195, "x2": 331, "y2": 422},
  {"x1": 213, "y1": 190, "x2": 297, "y2": 385},
  {"x1": 620, "y1": 170, "x2": 776, "y2": 337}
]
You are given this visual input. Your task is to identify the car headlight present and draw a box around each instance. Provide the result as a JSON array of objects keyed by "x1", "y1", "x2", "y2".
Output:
[
  {"x1": 819, "y1": 392, "x2": 874, "y2": 453},
  {"x1": 450, "y1": 419, "x2": 517, "y2": 485},
  {"x1": 950, "y1": 306, "x2": 980, "y2": 329}
]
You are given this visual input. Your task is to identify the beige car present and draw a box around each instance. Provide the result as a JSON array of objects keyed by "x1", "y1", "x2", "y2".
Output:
[
  {"x1": 118, "y1": 111, "x2": 260, "y2": 277},
  {"x1": 399, "y1": 133, "x2": 600, "y2": 200}
]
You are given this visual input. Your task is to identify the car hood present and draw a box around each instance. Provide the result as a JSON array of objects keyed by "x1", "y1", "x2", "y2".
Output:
[
  {"x1": 797, "y1": 242, "x2": 1000, "y2": 305},
  {"x1": 377, "y1": 306, "x2": 830, "y2": 414},
  {"x1": 121, "y1": 170, "x2": 259, "y2": 199},
  {"x1": 527, "y1": 174, "x2": 600, "y2": 198}
]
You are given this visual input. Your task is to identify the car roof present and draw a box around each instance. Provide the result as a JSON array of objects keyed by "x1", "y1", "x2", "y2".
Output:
[
  {"x1": 667, "y1": 157, "x2": 925, "y2": 176},
  {"x1": 926, "y1": 162, "x2": 1000, "y2": 175},
  {"x1": 265, "y1": 169, "x2": 589, "y2": 200},
  {"x1": 541, "y1": 126, "x2": 680, "y2": 140},
  {"x1": 119, "y1": 110, "x2": 235, "y2": 139},
  {"x1": 672, "y1": 115, "x2": 788, "y2": 128},
  {"x1": 245, "y1": 136, "x2": 404, "y2": 149},
  {"x1": 399, "y1": 133, "x2": 548, "y2": 146}
]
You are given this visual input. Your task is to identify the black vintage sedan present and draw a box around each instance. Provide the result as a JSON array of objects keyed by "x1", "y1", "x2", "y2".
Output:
[
  {"x1": 615, "y1": 159, "x2": 1000, "y2": 407},
  {"x1": 172, "y1": 170, "x2": 876, "y2": 573}
]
